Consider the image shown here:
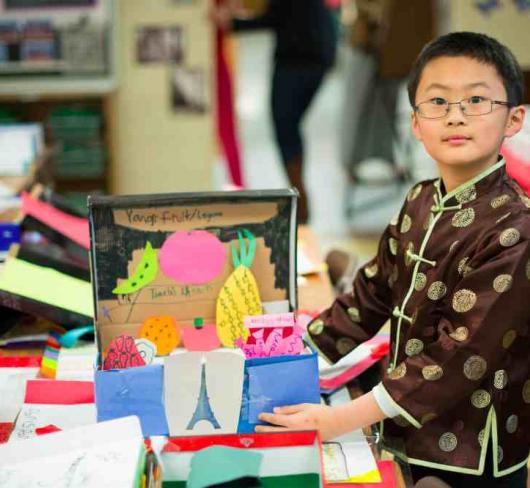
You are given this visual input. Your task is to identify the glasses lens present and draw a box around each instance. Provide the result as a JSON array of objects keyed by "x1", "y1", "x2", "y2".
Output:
[
  {"x1": 462, "y1": 98, "x2": 491, "y2": 116},
  {"x1": 418, "y1": 101, "x2": 447, "y2": 119}
]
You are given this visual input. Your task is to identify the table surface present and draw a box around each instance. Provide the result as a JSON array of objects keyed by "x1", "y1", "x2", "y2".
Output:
[{"x1": 297, "y1": 226, "x2": 335, "y2": 312}]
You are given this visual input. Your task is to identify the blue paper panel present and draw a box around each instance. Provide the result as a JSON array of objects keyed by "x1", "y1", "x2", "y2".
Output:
[
  {"x1": 237, "y1": 354, "x2": 320, "y2": 433},
  {"x1": 95, "y1": 364, "x2": 169, "y2": 437},
  {"x1": 0, "y1": 223, "x2": 21, "y2": 252}
]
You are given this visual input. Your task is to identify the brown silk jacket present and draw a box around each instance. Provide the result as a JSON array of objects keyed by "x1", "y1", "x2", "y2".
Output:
[{"x1": 307, "y1": 160, "x2": 530, "y2": 476}]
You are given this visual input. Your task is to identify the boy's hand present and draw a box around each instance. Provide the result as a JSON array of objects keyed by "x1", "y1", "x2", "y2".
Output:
[{"x1": 255, "y1": 403, "x2": 340, "y2": 441}]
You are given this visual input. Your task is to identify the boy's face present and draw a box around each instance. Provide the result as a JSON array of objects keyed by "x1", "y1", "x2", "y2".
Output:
[{"x1": 411, "y1": 56, "x2": 525, "y2": 174}]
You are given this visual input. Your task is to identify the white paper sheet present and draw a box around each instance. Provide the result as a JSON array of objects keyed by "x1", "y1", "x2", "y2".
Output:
[
  {"x1": 0, "y1": 416, "x2": 143, "y2": 488},
  {"x1": 10, "y1": 403, "x2": 96, "y2": 441},
  {"x1": 164, "y1": 351, "x2": 244, "y2": 436},
  {"x1": 0, "y1": 367, "x2": 39, "y2": 423}
]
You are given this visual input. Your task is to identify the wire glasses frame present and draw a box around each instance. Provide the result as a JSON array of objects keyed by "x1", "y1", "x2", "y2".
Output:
[{"x1": 414, "y1": 97, "x2": 512, "y2": 119}]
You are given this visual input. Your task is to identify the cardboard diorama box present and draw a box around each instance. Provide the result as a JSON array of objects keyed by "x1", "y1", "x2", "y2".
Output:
[
  {"x1": 88, "y1": 189, "x2": 298, "y2": 364},
  {"x1": 88, "y1": 189, "x2": 324, "y2": 439}
]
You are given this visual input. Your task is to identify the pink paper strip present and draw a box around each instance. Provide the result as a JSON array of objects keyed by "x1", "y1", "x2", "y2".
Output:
[
  {"x1": 22, "y1": 192, "x2": 90, "y2": 249},
  {"x1": 244, "y1": 313, "x2": 295, "y2": 329},
  {"x1": 24, "y1": 380, "x2": 94, "y2": 404}
]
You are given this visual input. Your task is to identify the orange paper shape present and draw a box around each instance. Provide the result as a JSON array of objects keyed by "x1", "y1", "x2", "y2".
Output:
[{"x1": 139, "y1": 316, "x2": 181, "y2": 356}]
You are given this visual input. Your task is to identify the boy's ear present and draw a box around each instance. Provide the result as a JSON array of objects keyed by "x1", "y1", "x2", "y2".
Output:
[
  {"x1": 411, "y1": 110, "x2": 422, "y2": 141},
  {"x1": 504, "y1": 105, "x2": 526, "y2": 138}
]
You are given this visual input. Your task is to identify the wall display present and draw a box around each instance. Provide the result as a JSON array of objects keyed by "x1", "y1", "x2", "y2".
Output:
[
  {"x1": 170, "y1": 65, "x2": 206, "y2": 113},
  {"x1": 136, "y1": 26, "x2": 184, "y2": 64}
]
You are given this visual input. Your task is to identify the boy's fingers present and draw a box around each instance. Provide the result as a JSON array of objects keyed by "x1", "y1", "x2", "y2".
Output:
[
  {"x1": 258, "y1": 412, "x2": 288, "y2": 426},
  {"x1": 255, "y1": 425, "x2": 289, "y2": 433},
  {"x1": 274, "y1": 404, "x2": 306, "y2": 414}
]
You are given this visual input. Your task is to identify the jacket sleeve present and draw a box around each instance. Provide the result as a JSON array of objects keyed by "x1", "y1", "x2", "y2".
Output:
[
  {"x1": 380, "y1": 212, "x2": 530, "y2": 427},
  {"x1": 306, "y1": 209, "x2": 402, "y2": 364}
]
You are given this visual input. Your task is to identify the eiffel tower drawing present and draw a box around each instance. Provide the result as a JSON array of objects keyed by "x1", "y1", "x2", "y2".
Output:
[{"x1": 186, "y1": 357, "x2": 221, "y2": 430}]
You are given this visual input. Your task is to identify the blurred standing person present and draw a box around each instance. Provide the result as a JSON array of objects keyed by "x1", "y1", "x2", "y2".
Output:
[{"x1": 211, "y1": 0, "x2": 338, "y2": 223}]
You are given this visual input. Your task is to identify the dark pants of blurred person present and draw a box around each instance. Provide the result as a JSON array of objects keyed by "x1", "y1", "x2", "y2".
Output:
[{"x1": 271, "y1": 64, "x2": 326, "y2": 223}]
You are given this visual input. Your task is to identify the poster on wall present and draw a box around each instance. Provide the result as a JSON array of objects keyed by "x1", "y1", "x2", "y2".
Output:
[
  {"x1": 170, "y1": 66, "x2": 207, "y2": 113},
  {"x1": 136, "y1": 26, "x2": 184, "y2": 64}
]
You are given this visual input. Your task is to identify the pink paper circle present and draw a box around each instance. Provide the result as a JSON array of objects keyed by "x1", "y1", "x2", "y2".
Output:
[{"x1": 159, "y1": 230, "x2": 227, "y2": 284}]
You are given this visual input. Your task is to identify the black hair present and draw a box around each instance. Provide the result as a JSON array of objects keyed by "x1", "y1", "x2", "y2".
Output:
[{"x1": 407, "y1": 32, "x2": 524, "y2": 107}]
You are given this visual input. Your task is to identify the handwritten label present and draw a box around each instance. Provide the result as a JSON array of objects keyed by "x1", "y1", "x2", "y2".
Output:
[
  {"x1": 244, "y1": 313, "x2": 295, "y2": 329},
  {"x1": 124, "y1": 208, "x2": 223, "y2": 227},
  {"x1": 112, "y1": 202, "x2": 278, "y2": 232}
]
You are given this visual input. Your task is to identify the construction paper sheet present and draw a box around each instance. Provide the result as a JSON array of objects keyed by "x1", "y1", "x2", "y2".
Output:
[
  {"x1": 139, "y1": 316, "x2": 181, "y2": 355},
  {"x1": 10, "y1": 403, "x2": 96, "y2": 441},
  {"x1": 187, "y1": 446, "x2": 263, "y2": 488},
  {"x1": 161, "y1": 431, "x2": 323, "y2": 485},
  {"x1": 244, "y1": 313, "x2": 295, "y2": 329},
  {"x1": 95, "y1": 364, "x2": 169, "y2": 437},
  {"x1": 103, "y1": 334, "x2": 146, "y2": 370},
  {"x1": 56, "y1": 342, "x2": 97, "y2": 381},
  {"x1": 159, "y1": 230, "x2": 227, "y2": 285},
  {"x1": 0, "y1": 257, "x2": 93, "y2": 317},
  {"x1": 0, "y1": 416, "x2": 144, "y2": 488},
  {"x1": 181, "y1": 324, "x2": 221, "y2": 352},
  {"x1": 164, "y1": 351, "x2": 244, "y2": 436},
  {"x1": 21, "y1": 192, "x2": 90, "y2": 249},
  {"x1": 35, "y1": 424, "x2": 62, "y2": 435},
  {"x1": 24, "y1": 379, "x2": 94, "y2": 404},
  {"x1": 323, "y1": 436, "x2": 380, "y2": 483},
  {"x1": 0, "y1": 422, "x2": 12, "y2": 443},
  {"x1": 112, "y1": 242, "x2": 158, "y2": 295},
  {"x1": 0, "y1": 367, "x2": 39, "y2": 423},
  {"x1": 216, "y1": 230, "x2": 262, "y2": 347},
  {"x1": 238, "y1": 314, "x2": 304, "y2": 358},
  {"x1": 135, "y1": 338, "x2": 157, "y2": 364},
  {"x1": 247, "y1": 355, "x2": 321, "y2": 424},
  {"x1": 318, "y1": 335, "x2": 390, "y2": 392},
  {"x1": 327, "y1": 461, "x2": 396, "y2": 488}
]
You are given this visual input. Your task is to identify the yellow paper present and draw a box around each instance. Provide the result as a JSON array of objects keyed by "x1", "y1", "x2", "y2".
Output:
[
  {"x1": 216, "y1": 265, "x2": 261, "y2": 347},
  {"x1": 0, "y1": 257, "x2": 93, "y2": 317}
]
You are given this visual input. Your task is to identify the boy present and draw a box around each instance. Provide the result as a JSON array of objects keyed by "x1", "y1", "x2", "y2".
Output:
[{"x1": 256, "y1": 32, "x2": 529, "y2": 486}]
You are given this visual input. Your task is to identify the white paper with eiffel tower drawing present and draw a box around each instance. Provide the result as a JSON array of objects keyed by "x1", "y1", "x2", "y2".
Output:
[{"x1": 164, "y1": 351, "x2": 244, "y2": 435}]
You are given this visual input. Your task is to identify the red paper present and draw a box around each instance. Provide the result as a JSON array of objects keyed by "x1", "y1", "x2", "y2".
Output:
[
  {"x1": 164, "y1": 430, "x2": 320, "y2": 452},
  {"x1": 103, "y1": 334, "x2": 146, "y2": 370},
  {"x1": 21, "y1": 192, "x2": 90, "y2": 249},
  {"x1": 0, "y1": 423, "x2": 12, "y2": 443},
  {"x1": 326, "y1": 460, "x2": 397, "y2": 487},
  {"x1": 35, "y1": 424, "x2": 62, "y2": 435},
  {"x1": 0, "y1": 356, "x2": 42, "y2": 368},
  {"x1": 503, "y1": 146, "x2": 530, "y2": 194},
  {"x1": 24, "y1": 380, "x2": 94, "y2": 404},
  {"x1": 181, "y1": 324, "x2": 221, "y2": 352}
]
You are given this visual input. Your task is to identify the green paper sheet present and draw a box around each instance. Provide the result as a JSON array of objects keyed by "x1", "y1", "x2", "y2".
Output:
[
  {"x1": 0, "y1": 257, "x2": 93, "y2": 317},
  {"x1": 187, "y1": 446, "x2": 263, "y2": 488}
]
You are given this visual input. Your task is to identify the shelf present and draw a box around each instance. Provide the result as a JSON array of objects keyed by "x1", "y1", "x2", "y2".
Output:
[{"x1": 0, "y1": 77, "x2": 118, "y2": 97}]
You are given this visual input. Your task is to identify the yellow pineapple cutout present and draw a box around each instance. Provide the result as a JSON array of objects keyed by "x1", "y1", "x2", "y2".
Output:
[{"x1": 216, "y1": 229, "x2": 262, "y2": 347}]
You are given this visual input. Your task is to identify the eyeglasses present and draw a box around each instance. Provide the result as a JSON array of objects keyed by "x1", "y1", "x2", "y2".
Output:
[{"x1": 414, "y1": 96, "x2": 511, "y2": 119}]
